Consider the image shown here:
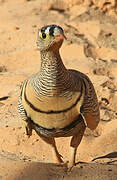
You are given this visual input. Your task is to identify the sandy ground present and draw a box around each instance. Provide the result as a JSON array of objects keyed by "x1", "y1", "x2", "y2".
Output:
[{"x1": 0, "y1": 0, "x2": 117, "y2": 179}]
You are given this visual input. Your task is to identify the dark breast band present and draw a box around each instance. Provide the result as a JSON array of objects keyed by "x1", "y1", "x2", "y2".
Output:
[
  {"x1": 24, "y1": 82, "x2": 83, "y2": 114},
  {"x1": 27, "y1": 114, "x2": 86, "y2": 137}
]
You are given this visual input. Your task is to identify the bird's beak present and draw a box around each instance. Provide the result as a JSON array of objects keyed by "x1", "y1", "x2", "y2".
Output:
[{"x1": 55, "y1": 33, "x2": 67, "y2": 40}]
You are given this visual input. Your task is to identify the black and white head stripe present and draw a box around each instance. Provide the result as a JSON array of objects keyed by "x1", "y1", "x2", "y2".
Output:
[{"x1": 40, "y1": 25, "x2": 64, "y2": 37}]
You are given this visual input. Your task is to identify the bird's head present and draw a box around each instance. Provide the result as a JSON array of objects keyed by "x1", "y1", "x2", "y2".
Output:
[{"x1": 37, "y1": 25, "x2": 66, "y2": 52}]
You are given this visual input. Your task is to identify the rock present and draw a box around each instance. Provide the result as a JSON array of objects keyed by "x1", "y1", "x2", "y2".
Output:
[
  {"x1": 90, "y1": 75, "x2": 109, "y2": 88},
  {"x1": 84, "y1": 0, "x2": 93, "y2": 6},
  {"x1": 101, "y1": 24, "x2": 117, "y2": 39},
  {"x1": 61, "y1": 43, "x2": 93, "y2": 74},
  {"x1": 70, "y1": 5, "x2": 88, "y2": 20},
  {"x1": 83, "y1": 44, "x2": 98, "y2": 59},
  {"x1": 109, "y1": 92, "x2": 117, "y2": 112},
  {"x1": 101, "y1": 80, "x2": 117, "y2": 91},
  {"x1": 100, "y1": 109, "x2": 110, "y2": 122},
  {"x1": 96, "y1": 47, "x2": 117, "y2": 61},
  {"x1": 0, "y1": 65, "x2": 7, "y2": 72},
  {"x1": 61, "y1": 43, "x2": 86, "y2": 60},
  {"x1": 90, "y1": 0, "x2": 117, "y2": 15},
  {"x1": 14, "y1": 26, "x2": 20, "y2": 30},
  {"x1": 100, "y1": 97, "x2": 110, "y2": 109},
  {"x1": 62, "y1": 0, "x2": 84, "y2": 9},
  {"x1": 93, "y1": 66, "x2": 110, "y2": 76},
  {"x1": 109, "y1": 63, "x2": 117, "y2": 78},
  {"x1": 40, "y1": 0, "x2": 84, "y2": 11},
  {"x1": 69, "y1": 21, "x2": 101, "y2": 50},
  {"x1": 0, "y1": 102, "x2": 4, "y2": 107},
  {"x1": 75, "y1": 20, "x2": 101, "y2": 39},
  {"x1": 108, "y1": 8, "x2": 117, "y2": 17}
]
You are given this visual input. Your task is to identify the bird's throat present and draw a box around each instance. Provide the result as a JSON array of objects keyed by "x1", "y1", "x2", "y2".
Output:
[{"x1": 39, "y1": 50, "x2": 68, "y2": 86}]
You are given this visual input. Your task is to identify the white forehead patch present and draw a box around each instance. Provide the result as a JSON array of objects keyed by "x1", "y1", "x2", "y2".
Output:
[
  {"x1": 45, "y1": 27, "x2": 50, "y2": 35},
  {"x1": 39, "y1": 30, "x2": 42, "y2": 37},
  {"x1": 54, "y1": 27, "x2": 63, "y2": 36}
]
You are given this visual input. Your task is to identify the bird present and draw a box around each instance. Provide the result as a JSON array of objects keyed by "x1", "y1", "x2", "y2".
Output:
[{"x1": 18, "y1": 24, "x2": 100, "y2": 169}]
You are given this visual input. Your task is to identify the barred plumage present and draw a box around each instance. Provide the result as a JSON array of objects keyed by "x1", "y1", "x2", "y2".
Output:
[{"x1": 18, "y1": 25, "x2": 100, "y2": 169}]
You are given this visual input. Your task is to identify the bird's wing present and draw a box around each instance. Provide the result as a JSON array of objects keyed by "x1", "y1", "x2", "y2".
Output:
[
  {"x1": 69, "y1": 69, "x2": 100, "y2": 130},
  {"x1": 80, "y1": 73, "x2": 100, "y2": 130}
]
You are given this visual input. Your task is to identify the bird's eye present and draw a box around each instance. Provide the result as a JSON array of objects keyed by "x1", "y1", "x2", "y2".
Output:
[
  {"x1": 39, "y1": 30, "x2": 51, "y2": 40},
  {"x1": 42, "y1": 32, "x2": 46, "y2": 39}
]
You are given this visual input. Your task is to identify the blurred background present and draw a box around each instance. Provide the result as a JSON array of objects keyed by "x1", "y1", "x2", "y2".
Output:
[{"x1": 0, "y1": 0, "x2": 117, "y2": 179}]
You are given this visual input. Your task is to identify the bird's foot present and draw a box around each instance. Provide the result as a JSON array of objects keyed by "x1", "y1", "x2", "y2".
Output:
[{"x1": 67, "y1": 161, "x2": 76, "y2": 172}]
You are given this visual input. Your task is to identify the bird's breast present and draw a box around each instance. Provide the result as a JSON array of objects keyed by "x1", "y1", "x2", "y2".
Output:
[{"x1": 22, "y1": 81, "x2": 84, "y2": 129}]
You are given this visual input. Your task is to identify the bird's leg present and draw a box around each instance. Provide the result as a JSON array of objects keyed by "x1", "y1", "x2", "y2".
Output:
[
  {"x1": 39, "y1": 135, "x2": 64, "y2": 164},
  {"x1": 22, "y1": 120, "x2": 33, "y2": 138},
  {"x1": 18, "y1": 97, "x2": 33, "y2": 138},
  {"x1": 68, "y1": 127, "x2": 85, "y2": 170}
]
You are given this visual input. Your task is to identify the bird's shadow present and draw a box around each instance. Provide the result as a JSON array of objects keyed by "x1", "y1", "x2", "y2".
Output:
[{"x1": 92, "y1": 151, "x2": 117, "y2": 164}]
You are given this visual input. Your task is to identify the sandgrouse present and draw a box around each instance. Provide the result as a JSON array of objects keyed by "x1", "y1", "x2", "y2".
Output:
[{"x1": 18, "y1": 24, "x2": 100, "y2": 169}]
